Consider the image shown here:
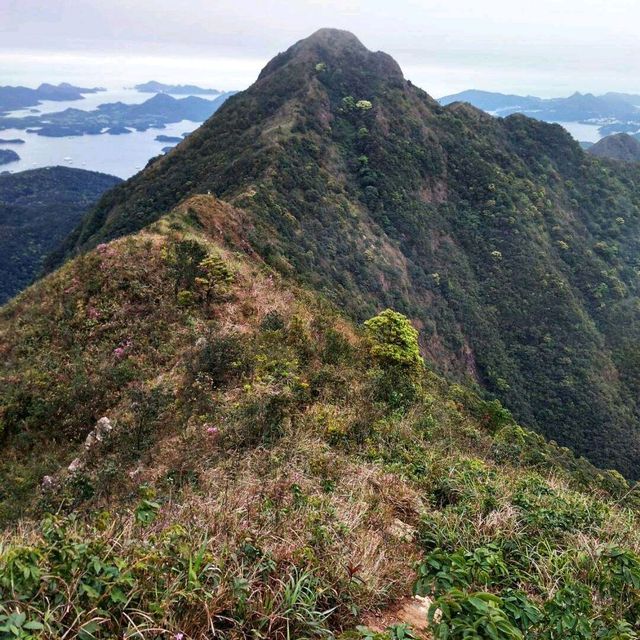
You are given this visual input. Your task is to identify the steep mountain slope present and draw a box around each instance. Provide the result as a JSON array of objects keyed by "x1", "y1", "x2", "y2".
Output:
[
  {"x1": 1, "y1": 196, "x2": 639, "y2": 638},
  {"x1": 46, "y1": 30, "x2": 640, "y2": 479},
  {"x1": 588, "y1": 133, "x2": 640, "y2": 162},
  {"x1": 0, "y1": 166, "x2": 121, "y2": 303}
]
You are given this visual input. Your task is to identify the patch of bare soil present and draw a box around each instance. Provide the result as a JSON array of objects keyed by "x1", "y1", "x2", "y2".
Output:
[{"x1": 362, "y1": 595, "x2": 433, "y2": 638}]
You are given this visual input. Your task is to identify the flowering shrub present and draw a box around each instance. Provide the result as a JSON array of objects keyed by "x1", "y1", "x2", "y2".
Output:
[{"x1": 112, "y1": 339, "x2": 132, "y2": 360}]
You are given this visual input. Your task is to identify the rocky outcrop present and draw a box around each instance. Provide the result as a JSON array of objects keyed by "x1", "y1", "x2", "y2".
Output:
[{"x1": 66, "y1": 416, "x2": 114, "y2": 474}]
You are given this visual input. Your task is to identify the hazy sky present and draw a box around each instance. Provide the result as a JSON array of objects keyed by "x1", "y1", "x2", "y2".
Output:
[{"x1": 1, "y1": 0, "x2": 638, "y2": 97}]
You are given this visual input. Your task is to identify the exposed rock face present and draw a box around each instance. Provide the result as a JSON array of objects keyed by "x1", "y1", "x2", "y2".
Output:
[
  {"x1": 84, "y1": 416, "x2": 113, "y2": 450},
  {"x1": 68, "y1": 458, "x2": 85, "y2": 473},
  {"x1": 388, "y1": 518, "x2": 416, "y2": 542},
  {"x1": 67, "y1": 417, "x2": 114, "y2": 475},
  {"x1": 41, "y1": 475, "x2": 55, "y2": 490},
  {"x1": 363, "y1": 595, "x2": 434, "y2": 638}
]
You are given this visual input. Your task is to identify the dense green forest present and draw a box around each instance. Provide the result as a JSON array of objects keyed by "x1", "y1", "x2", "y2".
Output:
[
  {"x1": 50, "y1": 29, "x2": 640, "y2": 478},
  {"x1": 0, "y1": 167, "x2": 121, "y2": 303}
]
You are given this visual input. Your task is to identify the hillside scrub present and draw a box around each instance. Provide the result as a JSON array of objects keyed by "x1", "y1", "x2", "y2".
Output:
[
  {"x1": 1, "y1": 200, "x2": 639, "y2": 638},
  {"x1": 0, "y1": 167, "x2": 121, "y2": 304}
]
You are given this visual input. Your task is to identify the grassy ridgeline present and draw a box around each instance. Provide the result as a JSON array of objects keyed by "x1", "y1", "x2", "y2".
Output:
[{"x1": 1, "y1": 198, "x2": 638, "y2": 639}]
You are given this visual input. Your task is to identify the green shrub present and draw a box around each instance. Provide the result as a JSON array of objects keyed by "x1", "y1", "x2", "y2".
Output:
[
  {"x1": 364, "y1": 309, "x2": 424, "y2": 410},
  {"x1": 188, "y1": 332, "x2": 250, "y2": 389},
  {"x1": 166, "y1": 239, "x2": 208, "y2": 295},
  {"x1": 429, "y1": 590, "x2": 524, "y2": 640},
  {"x1": 364, "y1": 309, "x2": 423, "y2": 372}
]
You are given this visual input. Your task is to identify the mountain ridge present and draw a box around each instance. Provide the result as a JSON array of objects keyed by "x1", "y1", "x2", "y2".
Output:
[
  {"x1": 438, "y1": 88, "x2": 640, "y2": 137},
  {"x1": 2, "y1": 192, "x2": 638, "y2": 637},
  {"x1": 0, "y1": 82, "x2": 105, "y2": 114},
  {"x1": 2, "y1": 30, "x2": 640, "y2": 639},
  {"x1": 439, "y1": 88, "x2": 640, "y2": 118},
  {"x1": 0, "y1": 91, "x2": 234, "y2": 138},
  {"x1": 134, "y1": 80, "x2": 223, "y2": 95},
  {"x1": 43, "y1": 28, "x2": 640, "y2": 478},
  {"x1": 257, "y1": 28, "x2": 405, "y2": 83},
  {"x1": 588, "y1": 132, "x2": 640, "y2": 162}
]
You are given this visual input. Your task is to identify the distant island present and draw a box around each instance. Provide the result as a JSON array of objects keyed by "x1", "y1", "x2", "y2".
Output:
[
  {"x1": 0, "y1": 92, "x2": 235, "y2": 138},
  {"x1": 0, "y1": 138, "x2": 24, "y2": 144},
  {"x1": 105, "y1": 126, "x2": 131, "y2": 135},
  {"x1": 134, "y1": 80, "x2": 222, "y2": 95},
  {"x1": 155, "y1": 134, "x2": 182, "y2": 143},
  {"x1": 438, "y1": 90, "x2": 640, "y2": 137},
  {"x1": 0, "y1": 82, "x2": 105, "y2": 114},
  {"x1": 0, "y1": 149, "x2": 20, "y2": 165}
]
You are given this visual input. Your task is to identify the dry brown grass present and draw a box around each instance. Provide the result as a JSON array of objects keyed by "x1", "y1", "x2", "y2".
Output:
[{"x1": 144, "y1": 431, "x2": 424, "y2": 610}]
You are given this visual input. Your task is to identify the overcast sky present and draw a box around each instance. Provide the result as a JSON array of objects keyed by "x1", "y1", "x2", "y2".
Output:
[{"x1": 1, "y1": 0, "x2": 638, "y2": 97}]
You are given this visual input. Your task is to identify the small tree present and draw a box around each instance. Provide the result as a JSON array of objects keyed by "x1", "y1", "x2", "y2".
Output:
[
  {"x1": 195, "y1": 253, "x2": 234, "y2": 303},
  {"x1": 364, "y1": 309, "x2": 423, "y2": 372},
  {"x1": 167, "y1": 239, "x2": 208, "y2": 295},
  {"x1": 166, "y1": 239, "x2": 233, "y2": 304},
  {"x1": 364, "y1": 309, "x2": 424, "y2": 409}
]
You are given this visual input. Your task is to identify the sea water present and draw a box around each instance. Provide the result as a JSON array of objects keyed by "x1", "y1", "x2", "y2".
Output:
[
  {"x1": 0, "y1": 88, "x2": 214, "y2": 178},
  {"x1": 0, "y1": 119, "x2": 197, "y2": 179}
]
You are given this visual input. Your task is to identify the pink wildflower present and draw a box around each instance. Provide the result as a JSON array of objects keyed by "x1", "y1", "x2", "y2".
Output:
[{"x1": 113, "y1": 338, "x2": 133, "y2": 360}]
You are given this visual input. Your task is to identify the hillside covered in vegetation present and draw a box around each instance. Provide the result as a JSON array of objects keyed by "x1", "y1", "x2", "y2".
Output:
[
  {"x1": 2, "y1": 195, "x2": 640, "y2": 639},
  {"x1": 49, "y1": 29, "x2": 640, "y2": 479},
  {"x1": 0, "y1": 166, "x2": 121, "y2": 303},
  {"x1": 588, "y1": 133, "x2": 640, "y2": 163}
]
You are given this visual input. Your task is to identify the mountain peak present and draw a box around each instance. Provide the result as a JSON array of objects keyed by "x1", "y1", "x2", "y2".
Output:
[
  {"x1": 257, "y1": 27, "x2": 403, "y2": 82},
  {"x1": 588, "y1": 132, "x2": 640, "y2": 162},
  {"x1": 47, "y1": 30, "x2": 640, "y2": 479},
  {"x1": 302, "y1": 27, "x2": 364, "y2": 47}
]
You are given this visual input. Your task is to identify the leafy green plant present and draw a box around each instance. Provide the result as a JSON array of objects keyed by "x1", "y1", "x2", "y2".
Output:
[
  {"x1": 364, "y1": 310, "x2": 424, "y2": 410},
  {"x1": 364, "y1": 310, "x2": 423, "y2": 373},
  {"x1": 134, "y1": 497, "x2": 161, "y2": 525},
  {"x1": 429, "y1": 590, "x2": 524, "y2": 640},
  {"x1": 0, "y1": 610, "x2": 44, "y2": 639}
]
